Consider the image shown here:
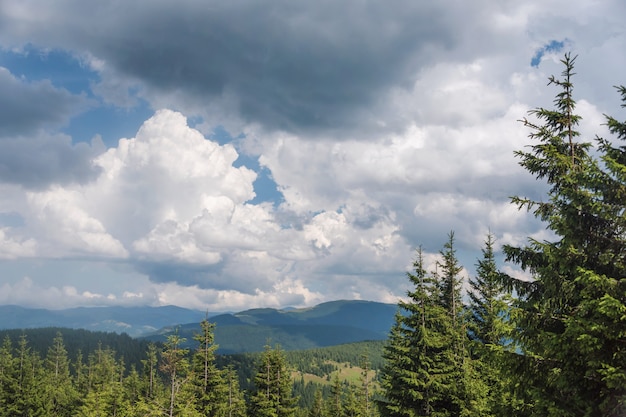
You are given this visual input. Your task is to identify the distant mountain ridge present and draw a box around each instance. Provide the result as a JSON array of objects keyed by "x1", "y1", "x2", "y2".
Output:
[
  {"x1": 0, "y1": 300, "x2": 398, "y2": 351},
  {"x1": 0, "y1": 305, "x2": 208, "y2": 337},
  {"x1": 144, "y1": 300, "x2": 397, "y2": 353}
]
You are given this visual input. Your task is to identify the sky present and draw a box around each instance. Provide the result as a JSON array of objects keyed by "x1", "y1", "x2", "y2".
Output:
[{"x1": 0, "y1": 0, "x2": 625, "y2": 312}]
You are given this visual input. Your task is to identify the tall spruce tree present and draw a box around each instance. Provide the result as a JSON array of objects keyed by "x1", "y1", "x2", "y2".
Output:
[
  {"x1": 249, "y1": 344, "x2": 299, "y2": 417},
  {"x1": 160, "y1": 332, "x2": 193, "y2": 417},
  {"x1": 0, "y1": 336, "x2": 17, "y2": 417},
  {"x1": 379, "y1": 238, "x2": 489, "y2": 417},
  {"x1": 328, "y1": 374, "x2": 344, "y2": 417},
  {"x1": 379, "y1": 244, "x2": 468, "y2": 417},
  {"x1": 467, "y1": 233, "x2": 522, "y2": 416},
  {"x1": 309, "y1": 388, "x2": 326, "y2": 417},
  {"x1": 504, "y1": 54, "x2": 626, "y2": 416},
  {"x1": 434, "y1": 233, "x2": 487, "y2": 416},
  {"x1": 189, "y1": 318, "x2": 246, "y2": 417},
  {"x1": 223, "y1": 365, "x2": 247, "y2": 417},
  {"x1": 468, "y1": 233, "x2": 510, "y2": 346},
  {"x1": 14, "y1": 334, "x2": 43, "y2": 417},
  {"x1": 43, "y1": 332, "x2": 79, "y2": 417}
]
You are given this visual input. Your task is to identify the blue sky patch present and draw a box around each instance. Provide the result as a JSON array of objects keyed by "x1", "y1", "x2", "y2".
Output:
[
  {"x1": 0, "y1": 46, "x2": 96, "y2": 95},
  {"x1": 531, "y1": 40, "x2": 566, "y2": 67}
]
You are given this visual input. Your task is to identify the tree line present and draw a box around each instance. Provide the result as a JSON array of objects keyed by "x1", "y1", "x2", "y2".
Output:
[{"x1": 0, "y1": 320, "x2": 381, "y2": 417}]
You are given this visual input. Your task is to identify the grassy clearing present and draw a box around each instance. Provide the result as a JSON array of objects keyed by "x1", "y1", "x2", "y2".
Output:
[{"x1": 292, "y1": 360, "x2": 379, "y2": 388}]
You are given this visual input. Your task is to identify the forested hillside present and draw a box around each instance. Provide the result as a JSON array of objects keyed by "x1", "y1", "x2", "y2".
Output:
[
  {"x1": 143, "y1": 300, "x2": 396, "y2": 353},
  {"x1": 0, "y1": 324, "x2": 383, "y2": 416},
  {"x1": 0, "y1": 327, "x2": 153, "y2": 371}
]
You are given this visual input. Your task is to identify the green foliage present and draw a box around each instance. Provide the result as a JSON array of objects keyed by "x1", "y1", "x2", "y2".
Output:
[
  {"x1": 0, "y1": 307, "x2": 385, "y2": 417},
  {"x1": 42, "y1": 332, "x2": 80, "y2": 416},
  {"x1": 160, "y1": 331, "x2": 193, "y2": 416},
  {"x1": 189, "y1": 318, "x2": 247, "y2": 417},
  {"x1": 249, "y1": 344, "x2": 299, "y2": 417},
  {"x1": 504, "y1": 54, "x2": 626, "y2": 416},
  {"x1": 378, "y1": 242, "x2": 486, "y2": 417},
  {"x1": 0, "y1": 327, "x2": 153, "y2": 372},
  {"x1": 467, "y1": 234, "x2": 523, "y2": 416}
]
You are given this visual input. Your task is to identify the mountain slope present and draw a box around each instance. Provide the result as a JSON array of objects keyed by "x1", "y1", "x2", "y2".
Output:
[
  {"x1": 144, "y1": 300, "x2": 397, "y2": 353},
  {"x1": 0, "y1": 300, "x2": 398, "y2": 351},
  {"x1": 0, "y1": 305, "x2": 207, "y2": 337}
]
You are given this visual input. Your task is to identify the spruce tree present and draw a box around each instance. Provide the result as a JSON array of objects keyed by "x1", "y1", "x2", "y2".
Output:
[
  {"x1": 378, "y1": 246, "x2": 459, "y2": 417},
  {"x1": 249, "y1": 344, "x2": 299, "y2": 417},
  {"x1": 223, "y1": 365, "x2": 247, "y2": 417},
  {"x1": 14, "y1": 334, "x2": 42, "y2": 417},
  {"x1": 160, "y1": 332, "x2": 193, "y2": 417},
  {"x1": 467, "y1": 233, "x2": 522, "y2": 416},
  {"x1": 504, "y1": 54, "x2": 626, "y2": 416},
  {"x1": 327, "y1": 374, "x2": 344, "y2": 417},
  {"x1": 189, "y1": 318, "x2": 243, "y2": 417},
  {"x1": 43, "y1": 332, "x2": 79, "y2": 416},
  {"x1": 309, "y1": 387, "x2": 326, "y2": 417},
  {"x1": 434, "y1": 233, "x2": 487, "y2": 416},
  {"x1": 76, "y1": 345, "x2": 126, "y2": 417},
  {"x1": 0, "y1": 336, "x2": 17, "y2": 417},
  {"x1": 379, "y1": 238, "x2": 489, "y2": 417},
  {"x1": 468, "y1": 233, "x2": 510, "y2": 346}
]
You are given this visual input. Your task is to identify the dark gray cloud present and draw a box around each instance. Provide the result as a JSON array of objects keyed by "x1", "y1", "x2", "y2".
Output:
[
  {"x1": 135, "y1": 257, "x2": 272, "y2": 294},
  {"x1": 0, "y1": 133, "x2": 101, "y2": 188},
  {"x1": 0, "y1": 67, "x2": 89, "y2": 137},
  {"x1": 0, "y1": 67, "x2": 100, "y2": 188},
  {"x1": 0, "y1": 0, "x2": 486, "y2": 134}
]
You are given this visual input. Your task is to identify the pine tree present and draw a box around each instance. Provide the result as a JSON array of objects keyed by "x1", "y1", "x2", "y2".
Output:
[
  {"x1": 141, "y1": 342, "x2": 160, "y2": 400},
  {"x1": 467, "y1": 233, "x2": 523, "y2": 416},
  {"x1": 160, "y1": 332, "x2": 193, "y2": 417},
  {"x1": 76, "y1": 345, "x2": 127, "y2": 417},
  {"x1": 223, "y1": 365, "x2": 247, "y2": 417},
  {"x1": 379, "y1": 238, "x2": 489, "y2": 417},
  {"x1": 343, "y1": 382, "x2": 365, "y2": 417},
  {"x1": 468, "y1": 233, "x2": 510, "y2": 346},
  {"x1": 359, "y1": 354, "x2": 377, "y2": 417},
  {"x1": 504, "y1": 54, "x2": 626, "y2": 416},
  {"x1": 13, "y1": 334, "x2": 38, "y2": 416},
  {"x1": 378, "y1": 246, "x2": 458, "y2": 417},
  {"x1": 43, "y1": 332, "x2": 79, "y2": 417},
  {"x1": 136, "y1": 342, "x2": 166, "y2": 415},
  {"x1": 189, "y1": 318, "x2": 243, "y2": 417},
  {"x1": 327, "y1": 374, "x2": 344, "y2": 417},
  {"x1": 0, "y1": 336, "x2": 17, "y2": 417},
  {"x1": 249, "y1": 344, "x2": 299, "y2": 417},
  {"x1": 434, "y1": 233, "x2": 487, "y2": 416},
  {"x1": 309, "y1": 387, "x2": 326, "y2": 417}
]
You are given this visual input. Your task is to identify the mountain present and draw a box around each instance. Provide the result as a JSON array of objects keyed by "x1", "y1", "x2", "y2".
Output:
[
  {"x1": 0, "y1": 305, "x2": 208, "y2": 337},
  {"x1": 0, "y1": 300, "x2": 398, "y2": 351},
  {"x1": 143, "y1": 300, "x2": 397, "y2": 353}
]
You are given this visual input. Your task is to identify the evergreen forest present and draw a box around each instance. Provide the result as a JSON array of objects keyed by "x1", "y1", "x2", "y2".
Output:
[{"x1": 0, "y1": 55, "x2": 625, "y2": 416}]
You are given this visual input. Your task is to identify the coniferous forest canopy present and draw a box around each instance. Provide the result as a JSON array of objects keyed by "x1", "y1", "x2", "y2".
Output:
[{"x1": 0, "y1": 55, "x2": 625, "y2": 416}]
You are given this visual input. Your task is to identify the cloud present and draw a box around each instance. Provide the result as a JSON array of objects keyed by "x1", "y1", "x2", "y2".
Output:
[
  {"x1": 25, "y1": 186, "x2": 128, "y2": 258},
  {"x1": 0, "y1": 67, "x2": 100, "y2": 188},
  {"x1": 0, "y1": 228, "x2": 37, "y2": 259},
  {"x1": 0, "y1": 0, "x2": 536, "y2": 137},
  {"x1": 530, "y1": 40, "x2": 566, "y2": 67},
  {"x1": 0, "y1": 0, "x2": 625, "y2": 311},
  {"x1": 0, "y1": 66, "x2": 89, "y2": 136},
  {"x1": 0, "y1": 132, "x2": 102, "y2": 189},
  {"x1": 0, "y1": 109, "x2": 424, "y2": 306}
]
